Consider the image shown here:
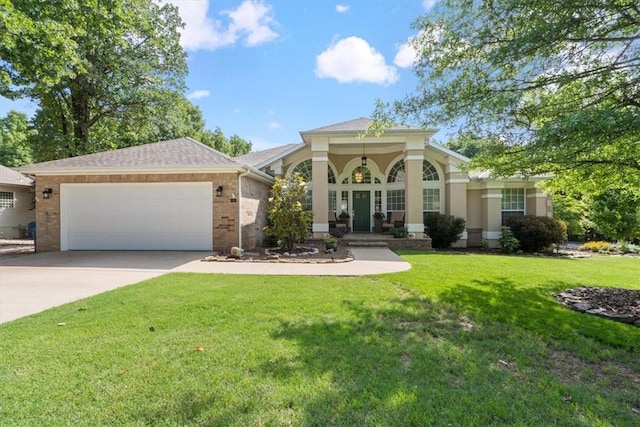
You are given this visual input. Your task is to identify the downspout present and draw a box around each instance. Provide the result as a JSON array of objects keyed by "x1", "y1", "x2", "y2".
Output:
[{"x1": 237, "y1": 167, "x2": 251, "y2": 249}]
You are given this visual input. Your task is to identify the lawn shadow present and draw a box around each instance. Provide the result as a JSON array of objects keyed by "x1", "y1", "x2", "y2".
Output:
[
  {"x1": 262, "y1": 288, "x2": 636, "y2": 425},
  {"x1": 438, "y1": 277, "x2": 640, "y2": 352}
]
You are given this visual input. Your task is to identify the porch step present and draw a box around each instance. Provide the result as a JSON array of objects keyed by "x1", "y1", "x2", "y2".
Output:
[{"x1": 345, "y1": 240, "x2": 389, "y2": 247}]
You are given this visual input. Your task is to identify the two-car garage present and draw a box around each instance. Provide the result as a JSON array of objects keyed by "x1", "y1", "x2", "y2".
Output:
[{"x1": 60, "y1": 182, "x2": 213, "y2": 251}]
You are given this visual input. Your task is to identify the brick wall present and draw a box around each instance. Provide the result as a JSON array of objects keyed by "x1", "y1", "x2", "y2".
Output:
[
  {"x1": 34, "y1": 172, "x2": 246, "y2": 253},
  {"x1": 240, "y1": 176, "x2": 271, "y2": 249}
]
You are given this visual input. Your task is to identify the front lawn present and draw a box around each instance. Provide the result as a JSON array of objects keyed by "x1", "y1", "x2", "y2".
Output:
[{"x1": 1, "y1": 253, "x2": 639, "y2": 425}]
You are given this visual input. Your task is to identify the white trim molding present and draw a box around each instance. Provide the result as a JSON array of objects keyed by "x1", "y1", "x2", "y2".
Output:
[
  {"x1": 481, "y1": 194, "x2": 503, "y2": 199},
  {"x1": 482, "y1": 231, "x2": 502, "y2": 239},
  {"x1": 446, "y1": 178, "x2": 470, "y2": 184},
  {"x1": 312, "y1": 223, "x2": 329, "y2": 233},
  {"x1": 406, "y1": 223, "x2": 424, "y2": 233}
]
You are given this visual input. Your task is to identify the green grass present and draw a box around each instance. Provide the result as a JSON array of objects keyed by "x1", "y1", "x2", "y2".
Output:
[{"x1": 1, "y1": 254, "x2": 639, "y2": 426}]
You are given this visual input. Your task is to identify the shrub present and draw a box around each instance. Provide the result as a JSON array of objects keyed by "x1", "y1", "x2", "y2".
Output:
[
  {"x1": 578, "y1": 241, "x2": 615, "y2": 253},
  {"x1": 266, "y1": 174, "x2": 313, "y2": 252},
  {"x1": 424, "y1": 214, "x2": 466, "y2": 249},
  {"x1": 499, "y1": 227, "x2": 520, "y2": 254},
  {"x1": 505, "y1": 215, "x2": 567, "y2": 252},
  {"x1": 618, "y1": 241, "x2": 640, "y2": 254}
]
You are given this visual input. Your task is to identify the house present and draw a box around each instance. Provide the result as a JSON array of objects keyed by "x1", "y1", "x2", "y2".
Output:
[
  {"x1": 0, "y1": 164, "x2": 35, "y2": 239},
  {"x1": 19, "y1": 118, "x2": 551, "y2": 252}
]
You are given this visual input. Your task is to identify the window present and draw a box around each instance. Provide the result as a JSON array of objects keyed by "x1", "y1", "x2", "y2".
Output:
[
  {"x1": 0, "y1": 191, "x2": 15, "y2": 209},
  {"x1": 303, "y1": 190, "x2": 312, "y2": 210},
  {"x1": 502, "y1": 188, "x2": 525, "y2": 225},
  {"x1": 351, "y1": 166, "x2": 371, "y2": 184},
  {"x1": 387, "y1": 160, "x2": 405, "y2": 183},
  {"x1": 374, "y1": 190, "x2": 382, "y2": 213},
  {"x1": 291, "y1": 160, "x2": 312, "y2": 182},
  {"x1": 423, "y1": 188, "x2": 440, "y2": 212},
  {"x1": 328, "y1": 190, "x2": 337, "y2": 212},
  {"x1": 387, "y1": 189, "x2": 405, "y2": 211},
  {"x1": 292, "y1": 160, "x2": 335, "y2": 184},
  {"x1": 423, "y1": 160, "x2": 439, "y2": 181}
]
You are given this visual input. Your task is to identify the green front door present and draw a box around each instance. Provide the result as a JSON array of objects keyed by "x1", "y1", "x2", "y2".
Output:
[{"x1": 353, "y1": 191, "x2": 371, "y2": 232}]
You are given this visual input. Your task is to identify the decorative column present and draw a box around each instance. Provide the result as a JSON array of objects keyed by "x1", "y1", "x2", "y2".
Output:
[
  {"x1": 445, "y1": 162, "x2": 469, "y2": 247},
  {"x1": 404, "y1": 136, "x2": 425, "y2": 237},
  {"x1": 481, "y1": 184, "x2": 504, "y2": 247},
  {"x1": 526, "y1": 187, "x2": 552, "y2": 217},
  {"x1": 311, "y1": 138, "x2": 329, "y2": 238}
]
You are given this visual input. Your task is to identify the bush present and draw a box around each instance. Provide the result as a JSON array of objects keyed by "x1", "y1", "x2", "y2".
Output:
[
  {"x1": 266, "y1": 174, "x2": 313, "y2": 252},
  {"x1": 424, "y1": 214, "x2": 466, "y2": 249},
  {"x1": 505, "y1": 215, "x2": 567, "y2": 252},
  {"x1": 499, "y1": 227, "x2": 520, "y2": 254},
  {"x1": 578, "y1": 241, "x2": 615, "y2": 253}
]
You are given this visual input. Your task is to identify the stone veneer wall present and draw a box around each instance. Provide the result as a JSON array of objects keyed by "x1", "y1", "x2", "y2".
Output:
[
  {"x1": 240, "y1": 176, "x2": 271, "y2": 249},
  {"x1": 34, "y1": 173, "x2": 241, "y2": 253}
]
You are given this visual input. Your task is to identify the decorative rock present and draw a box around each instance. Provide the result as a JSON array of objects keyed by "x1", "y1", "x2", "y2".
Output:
[
  {"x1": 266, "y1": 254, "x2": 279, "y2": 260},
  {"x1": 572, "y1": 302, "x2": 592, "y2": 312},
  {"x1": 230, "y1": 247, "x2": 244, "y2": 256}
]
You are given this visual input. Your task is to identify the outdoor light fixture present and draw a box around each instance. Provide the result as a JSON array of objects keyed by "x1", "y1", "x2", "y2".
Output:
[
  {"x1": 216, "y1": 186, "x2": 223, "y2": 197},
  {"x1": 361, "y1": 144, "x2": 367, "y2": 166},
  {"x1": 230, "y1": 193, "x2": 237, "y2": 203},
  {"x1": 354, "y1": 170, "x2": 364, "y2": 183},
  {"x1": 42, "y1": 188, "x2": 53, "y2": 199}
]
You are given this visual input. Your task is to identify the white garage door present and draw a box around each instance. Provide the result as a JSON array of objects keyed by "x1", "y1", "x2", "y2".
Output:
[{"x1": 61, "y1": 182, "x2": 213, "y2": 251}]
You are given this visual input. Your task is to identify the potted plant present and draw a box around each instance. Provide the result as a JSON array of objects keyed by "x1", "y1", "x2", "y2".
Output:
[
  {"x1": 392, "y1": 226, "x2": 407, "y2": 238},
  {"x1": 373, "y1": 212, "x2": 385, "y2": 233},
  {"x1": 338, "y1": 211, "x2": 350, "y2": 221},
  {"x1": 323, "y1": 236, "x2": 338, "y2": 250}
]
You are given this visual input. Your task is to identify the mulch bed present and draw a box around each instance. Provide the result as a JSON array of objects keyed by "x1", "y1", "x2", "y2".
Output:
[
  {"x1": 203, "y1": 240, "x2": 353, "y2": 263},
  {"x1": 556, "y1": 287, "x2": 640, "y2": 327}
]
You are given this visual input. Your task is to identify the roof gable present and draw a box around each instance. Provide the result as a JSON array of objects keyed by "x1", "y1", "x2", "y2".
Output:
[
  {"x1": 302, "y1": 117, "x2": 424, "y2": 133},
  {"x1": 0, "y1": 165, "x2": 34, "y2": 186},
  {"x1": 235, "y1": 143, "x2": 302, "y2": 168},
  {"x1": 19, "y1": 137, "x2": 241, "y2": 174}
]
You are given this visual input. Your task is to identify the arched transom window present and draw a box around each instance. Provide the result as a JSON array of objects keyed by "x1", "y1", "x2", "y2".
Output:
[
  {"x1": 423, "y1": 161, "x2": 439, "y2": 181},
  {"x1": 387, "y1": 160, "x2": 405, "y2": 183},
  {"x1": 351, "y1": 166, "x2": 371, "y2": 184},
  {"x1": 291, "y1": 160, "x2": 336, "y2": 184}
]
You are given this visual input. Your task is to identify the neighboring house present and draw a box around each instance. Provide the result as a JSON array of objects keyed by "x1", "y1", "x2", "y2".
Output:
[
  {"x1": 0, "y1": 164, "x2": 35, "y2": 239},
  {"x1": 19, "y1": 118, "x2": 551, "y2": 253}
]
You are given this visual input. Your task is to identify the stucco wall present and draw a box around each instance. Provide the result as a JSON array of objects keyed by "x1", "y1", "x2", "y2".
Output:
[
  {"x1": 0, "y1": 184, "x2": 35, "y2": 238},
  {"x1": 34, "y1": 173, "x2": 243, "y2": 252}
]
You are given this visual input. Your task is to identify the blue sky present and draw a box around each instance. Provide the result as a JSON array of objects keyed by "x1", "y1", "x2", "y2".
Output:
[{"x1": 0, "y1": 1, "x2": 438, "y2": 151}]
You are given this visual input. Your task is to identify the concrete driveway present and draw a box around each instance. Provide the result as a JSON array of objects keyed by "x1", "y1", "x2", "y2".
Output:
[
  {"x1": 0, "y1": 248, "x2": 410, "y2": 324},
  {"x1": 0, "y1": 251, "x2": 209, "y2": 324}
]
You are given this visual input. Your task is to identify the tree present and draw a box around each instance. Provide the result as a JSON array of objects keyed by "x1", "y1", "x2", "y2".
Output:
[
  {"x1": 375, "y1": 0, "x2": 640, "y2": 195},
  {"x1": 0, "y1": 111, "x2": 33, "y2": 166},
  {"x1": 266, "y1": 174, "x2": 313, "y2": 252},
  {"x1": 444, "y1": 132, "x2": 499, "y2": 159},
  {"x1": 2, "y1": 0, "x2": 187, "y2": 157},
  {"x1": 588, "y1": 191, "x2": 640, "y2": 241}
]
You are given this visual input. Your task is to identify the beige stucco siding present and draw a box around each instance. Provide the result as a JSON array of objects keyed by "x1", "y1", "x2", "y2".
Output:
[{"x1": 34, "y1": 173, "x2": 241, "y2": 252}]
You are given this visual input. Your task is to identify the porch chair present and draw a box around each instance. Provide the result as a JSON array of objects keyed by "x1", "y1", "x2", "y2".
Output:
[
  {"x1": 328, "y1": 211, "x2": 347, "y2": 232},
  {"x1": 381, "y1": 211, "x2": 405, "y2": 234}
]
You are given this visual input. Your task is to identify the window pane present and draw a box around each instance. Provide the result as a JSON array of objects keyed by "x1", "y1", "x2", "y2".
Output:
[
  {"x1": 387, "y1": 160, "x2": 405, "y2": 183},
  {"x1": 0, "y1": 191, "x2": 15, "y2": 209},
  {"x1": 386, "y1": 189, "x2": 405, "y2": 211},
  {"x1": 291, "y1": 160, "x2": 312, "y2": 183},
  {"x1": 423, "y1": 161, "x2": 439, "y2": 181},
  {"x1": 423, "y1": 188, "x2": 440, "y2": 211},
  {"x1": 328, "y1": 190, "x2": 337, "y2": 211}
]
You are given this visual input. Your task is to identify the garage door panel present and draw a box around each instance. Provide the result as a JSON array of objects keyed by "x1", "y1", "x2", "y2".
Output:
[{"x1": 61, "y1": 183, "x2": 213, "y2": 251}]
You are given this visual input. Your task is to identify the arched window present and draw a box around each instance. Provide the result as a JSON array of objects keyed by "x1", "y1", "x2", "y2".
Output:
[
  {"x1": 423, "y1": 160, "x2": 439, "y2": 181},
  {"x1": 352, "y1": 166, "x2": 371, "y2": 184},
  {"x1": 291, "y1": 160, "x2": 312, "y2": 183},
  {"x1": 387, "y1": 160, "x2": 405, "y2": 183},
  {"x1": 292, "y1": 160, "x2": 336, "y2": 184},
  {"x1": 328, "y1": 166, "x2": 336, "y2": 184}
]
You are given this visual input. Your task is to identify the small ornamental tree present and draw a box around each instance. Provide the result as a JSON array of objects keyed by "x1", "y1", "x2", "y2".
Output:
[{"x1": 266, "y1": 173, "x2": 313, "y2": 252}]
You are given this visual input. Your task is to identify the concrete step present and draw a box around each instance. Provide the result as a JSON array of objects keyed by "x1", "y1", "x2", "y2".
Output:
[{"x1": 345, "y1": 241, "x2": 389, "y2": 247}]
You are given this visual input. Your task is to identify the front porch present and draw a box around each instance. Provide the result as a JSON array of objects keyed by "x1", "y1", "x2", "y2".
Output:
[{"x1": 337, "y1": 232, "x2": 433, "y2": 251}]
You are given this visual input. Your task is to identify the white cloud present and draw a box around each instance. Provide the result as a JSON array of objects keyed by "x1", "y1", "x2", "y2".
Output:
[
  {"x1": 422, "y1": 0, "x2": 437, "y2": 10},
  {"x1": 336, "y1": 4, "x2": 349, "y2": 13},
  {"x1": 394, "y1": 38, "x2": 419, "y2": 68},
  {"x1": 315, "y1": 36, "x2": 399, "y2": 85},
  {"x1": 187, "y1": 90, "x2": 211, "y2": 100},
  {"x1": 161, "y1": 0, "x2": 279, "y2": 51},
  {"x1": 268, "y1": 121, "x2": 281, "y2": 129}
]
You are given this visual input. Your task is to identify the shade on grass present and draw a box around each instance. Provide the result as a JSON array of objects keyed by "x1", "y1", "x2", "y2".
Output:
[{"x1": 0, "y1": 253, "x2": 639, "y2": 425}]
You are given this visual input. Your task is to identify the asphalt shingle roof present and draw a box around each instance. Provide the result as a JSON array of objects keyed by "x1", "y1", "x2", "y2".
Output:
[
  {"x1": 0, "y1": 165, "x2": 34, "y2": 186},
  {"x1": 20, "y1": 137, "x2": 240, "y2": 172},
  {"x1": 302, "y1": 117, "x2": 422, "y2": 133},
  {"x1": 235, "y1": 143, "x2": 302, "y2": 167}
]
